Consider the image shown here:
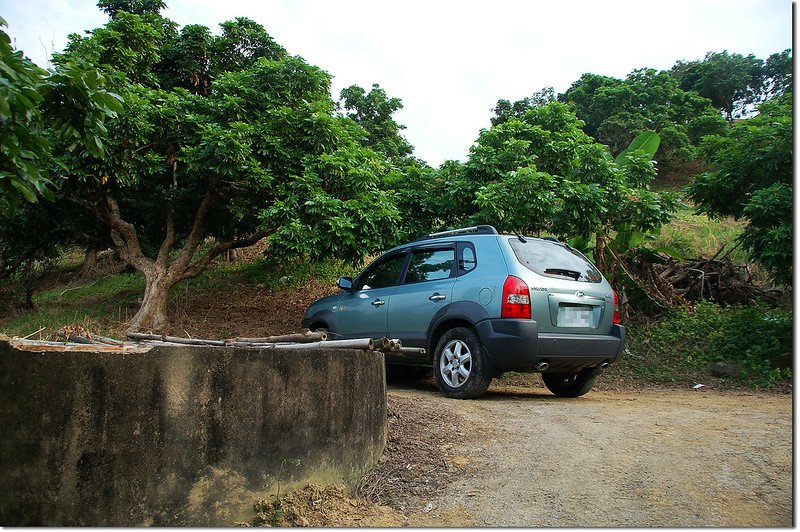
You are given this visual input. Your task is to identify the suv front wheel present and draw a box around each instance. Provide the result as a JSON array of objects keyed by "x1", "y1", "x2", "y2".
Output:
[{"x1": 434, "y1": 327, "x2": 492, "y2": 399}]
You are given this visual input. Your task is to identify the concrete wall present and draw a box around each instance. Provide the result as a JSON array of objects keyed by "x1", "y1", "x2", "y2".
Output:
[{"x1": 0, "y1": 341, "x2": 387, "y2": 526}]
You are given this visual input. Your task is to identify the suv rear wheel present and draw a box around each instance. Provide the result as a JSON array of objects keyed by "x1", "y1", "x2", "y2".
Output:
[
  {"x1": 434, "y1": 327, "x2": 491, "y2": 399},
  {"x1": 542, "y1": 367, "x2": 601, "y2": 397}
]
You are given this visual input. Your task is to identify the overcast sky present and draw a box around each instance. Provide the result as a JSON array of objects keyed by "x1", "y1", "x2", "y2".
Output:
[{"x1": 3, "y1": 0, "x2": 793, "y2": 167}]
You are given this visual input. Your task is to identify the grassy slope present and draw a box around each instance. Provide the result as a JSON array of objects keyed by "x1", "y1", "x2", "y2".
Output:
[{"x1": 652, "y1": 204, "x2": 749, "y2": 263}]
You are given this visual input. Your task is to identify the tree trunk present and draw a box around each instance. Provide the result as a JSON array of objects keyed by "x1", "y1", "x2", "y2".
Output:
[
  {"x1": 129, "y1": 273, "x2": 173, "y2": 332},
  {"x1": 80, "y1": 247, "x2": 99, "y2": 278},
  {"x1": 595, "y1": 232, "x2": 607, "y2": 275},
  {"x1": 95, "y1": 193, "x2": 271, "y2": 332}
]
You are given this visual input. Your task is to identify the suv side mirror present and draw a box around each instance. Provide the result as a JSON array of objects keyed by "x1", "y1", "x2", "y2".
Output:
[{"x1": 336, "y1": 276, "x2": 353, "y2": 291}]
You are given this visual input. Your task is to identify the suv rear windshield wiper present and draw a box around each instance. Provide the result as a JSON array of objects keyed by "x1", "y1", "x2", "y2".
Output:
[{"x1": 544, "y1": 268, "x2": 581, "y2": 280}]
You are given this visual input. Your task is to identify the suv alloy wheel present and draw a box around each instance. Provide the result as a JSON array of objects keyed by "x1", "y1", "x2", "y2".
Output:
[{"x1": 433, "y1": 327, "x2": 491, "y2": 399}]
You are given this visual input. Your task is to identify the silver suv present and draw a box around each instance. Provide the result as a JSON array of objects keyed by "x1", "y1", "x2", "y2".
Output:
[{"x1": 302, "y1": 225, "x2": 624, "y2": 399}]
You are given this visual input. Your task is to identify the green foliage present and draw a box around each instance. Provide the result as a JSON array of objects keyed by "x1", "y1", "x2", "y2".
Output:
[
  {"x1": 440, "y1": 102, "x2": 679, "y2": 267},
  {"x1": 491, "y1": 86, "x2": 555, "y2": 125},
  {"x1": 764, "y1": 49, "x2": 792, "y2": 98},
  {"x1": 627, "y1": 301, "x2": 792, "y2": 387},
  {"x1": 339, "y1": 83, "x2": 412, "y2": 160},
  {"x1": 689, "y1": 93, "x2": 792, "y2": 284},
  {"x1": 98, "y1": 0, "x2": 167, "y2": 18},
  {"x1": 0, "y1": 24, "x2": 51, "y2": 204},
  {"x1": 615, "y1": 130, "x2": 660, "y2": 164},
  {"x1": 672, "y1": 50, "x2": 766, "y2": 121},
  {"x1": 211, "y1": 17, "x2": 287, "y2": 75},
  {"x1": 560, "y1": 69, "x2": 725, "y2": 168},
  {"x1": 61, "y1": 11, "x2": 173, "y2": 86},
  {"x1": 740, "y1": 183, "x2": 792, "y2": 285},
  {"x1": 0, "y1": 18, "x2": 121, "y2": 205}
]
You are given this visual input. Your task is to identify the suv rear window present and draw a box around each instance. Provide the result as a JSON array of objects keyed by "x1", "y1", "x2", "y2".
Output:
[{"x1": 509, "y1": 238, "x2": 602, "y2": 283}]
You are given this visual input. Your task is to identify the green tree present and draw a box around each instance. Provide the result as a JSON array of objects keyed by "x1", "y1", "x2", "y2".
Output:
[
  {"x1": 0, "y1": 17, "x2": 122, "y2": 206},
  {"x1": 560, "y1": 69, "x2": 726, "y2": 168},
  {"x1": 339, "y1": 83, "x2": 412, "y2": 160},
  {"x1": 44, "y1": 12, "x2": 402, "y2": 331},
  {"x1": 491, "y1": 86, "x2": 555, "y2": 126},
  {"x1": 688, "y1": 93, "x2": 792, "y2": 284},
  {"x1": 337, "y1": 83, "x2": 443, "y2": 240},
  {"x1": 672, "y1": 50, "x2": 765, "y2": 121},
  {"x1": 764, "y1": 49, "x2": 792, "y2": 98},
  {"x1": 59, "y1": 11, "x2": 174, "y2": 86},
  {"x1": 98, "y1": 0, "x2": 167, "y2": 18},
  {"x1": 439, "y1": 101, "x2": 680, "y2": 270}
]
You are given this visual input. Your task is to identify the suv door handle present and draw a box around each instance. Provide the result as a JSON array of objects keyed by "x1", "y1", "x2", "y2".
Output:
[
  {"x1": 371, "y1": 299, "x2": 385, "y2": 307},
  {"x1": 428, "y1": 293, "x2": 447, "y2": 301}
]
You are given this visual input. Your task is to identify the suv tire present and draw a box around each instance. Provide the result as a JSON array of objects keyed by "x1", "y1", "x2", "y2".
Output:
[
  {"x1": 434, "y1": 327, "x2": 492, "y2": 399},
  {"x1": 542, "y1": 367, "x2": 601, "y2": 398}
]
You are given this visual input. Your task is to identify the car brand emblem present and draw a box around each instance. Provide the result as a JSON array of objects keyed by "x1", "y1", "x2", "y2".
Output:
[{"x1": 575, "y1": 291, "x2": 585, "y2": 298}]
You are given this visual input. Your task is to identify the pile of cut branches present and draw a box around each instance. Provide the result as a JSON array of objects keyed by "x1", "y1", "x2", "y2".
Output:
[
  {"x1": 652, "y1": 255, "x2": 781, "y2": 306},
  {"x1": 616, "y1": 245, "x2": 781, "y2": 315}
]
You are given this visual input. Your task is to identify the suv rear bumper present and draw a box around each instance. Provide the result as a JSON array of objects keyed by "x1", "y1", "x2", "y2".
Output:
[{"x1": 475, "y1": 319, "x2": 625, "y2": 376}]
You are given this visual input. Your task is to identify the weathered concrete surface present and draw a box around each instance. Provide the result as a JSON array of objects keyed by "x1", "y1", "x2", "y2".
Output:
[{"x1": 0, "y1": 342, "x2": 387, "y2": 526}]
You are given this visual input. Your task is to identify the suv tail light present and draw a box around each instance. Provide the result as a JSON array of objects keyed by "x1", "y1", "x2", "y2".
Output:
[
  {"x1": 613, "y1": 291, "x2": 620, "y2": 324},
  {"x1": 502, "y1": 275, "x2": 531, "y2": 319}
]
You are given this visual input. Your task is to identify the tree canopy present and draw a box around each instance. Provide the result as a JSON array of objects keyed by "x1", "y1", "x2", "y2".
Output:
[
  {"x1": 670, "y1": 50, "x2": 790, "y2": 121},
  {"x1": 0, "y1": 17, "x2": 122, "y2": 207},
  {"x1": 559, "y1": 69, "x2": 726, "y2": 168},
  {"x1": 432, "y1": 101, "x2": 680, "y2": 268},
  {"x1": 28, "y1": 4, "x2": 404, "y2": 330},
  {"x1": 339, "y1": 83, "x2": 412, "y2": 161},
  {"x1": 688, "y1": 93, "x2": 792, "y2": 284}
]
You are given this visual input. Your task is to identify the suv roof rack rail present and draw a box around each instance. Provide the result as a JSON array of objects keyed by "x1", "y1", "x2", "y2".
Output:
[{"x1": 424, "y1": 225, "x2": 498, "y2": 239}]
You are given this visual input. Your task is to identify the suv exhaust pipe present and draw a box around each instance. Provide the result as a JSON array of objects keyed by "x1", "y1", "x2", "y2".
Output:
[
  {"x1": 600, "y1": 362, "x2": 610, "y2": 370},
  {"x1": 536, "y1": 361, "x2": 549, "y2": 372}
]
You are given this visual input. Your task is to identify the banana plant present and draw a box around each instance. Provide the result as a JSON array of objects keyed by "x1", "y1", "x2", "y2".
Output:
[{"x1": 570, "y1": 130, "x2": 686, "y2": 314}]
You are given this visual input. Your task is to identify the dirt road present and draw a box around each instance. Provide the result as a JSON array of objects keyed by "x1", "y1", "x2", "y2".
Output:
[{"x1": 389, "y1": 382, "x2": 793, "y2": 527}]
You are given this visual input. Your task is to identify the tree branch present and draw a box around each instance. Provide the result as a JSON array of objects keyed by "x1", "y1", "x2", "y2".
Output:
[
  {"x1": 179, "y1": 229, "x2": 272, "y2": 281},
  {"x1": 156, "y1": 206, "x2": 175, "y2": 269},
  {"x1": 95, "y1": 196, "x2": 153, "y2": 273},
  {"x1": 168, "y1": 189, "x2": 215, "y2": 276}
]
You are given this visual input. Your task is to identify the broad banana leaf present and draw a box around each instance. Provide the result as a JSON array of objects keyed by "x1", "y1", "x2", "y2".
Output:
[{"x1": 615, "y1": 130, "x2": 660, "y2": 164}]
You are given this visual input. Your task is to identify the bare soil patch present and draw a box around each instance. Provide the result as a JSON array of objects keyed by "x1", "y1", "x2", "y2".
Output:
[
  {"x1": 241, "y1": 393, "x2": 477, "y2": 527},
  {"x1": 166, "y1": 277, "x2": 338, "y2": 339}
]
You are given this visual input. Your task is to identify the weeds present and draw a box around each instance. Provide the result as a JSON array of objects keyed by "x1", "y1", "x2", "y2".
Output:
[
  {"x1": 652, "y1": 204, "x2": 749, "y2": 263},
  {"x1": 625, "y1": 301, "x2": 792, "y2": 388},
  {"x1": 251, "y1": 458, "x2": 301, "y2": 527}
]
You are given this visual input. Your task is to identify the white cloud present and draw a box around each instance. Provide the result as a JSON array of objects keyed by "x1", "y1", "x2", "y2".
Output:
[{"x1": 4, "y1": 0, "x2": 792, "y2": 166}]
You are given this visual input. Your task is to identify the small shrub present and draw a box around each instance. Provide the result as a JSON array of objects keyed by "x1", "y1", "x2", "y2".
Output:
[{"x1": 626, "y1": 301, "x2": 792, "y2": 387}]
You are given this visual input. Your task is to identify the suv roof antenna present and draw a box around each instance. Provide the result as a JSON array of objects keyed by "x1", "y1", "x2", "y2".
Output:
[{"x1": 517, "y1": 234, "x2": 527, "y2": 243}]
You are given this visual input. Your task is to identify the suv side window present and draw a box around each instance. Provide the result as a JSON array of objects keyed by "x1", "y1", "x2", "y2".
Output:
[
  {"x1": 404, "y1": 248, "x2": 455, "y2": 284},
  {"x1": 458, "y1": 243, "x2": 477, "y2": 274},
  {"x1": 358, "y1": 253, "x2": 407, "y2": 290}
]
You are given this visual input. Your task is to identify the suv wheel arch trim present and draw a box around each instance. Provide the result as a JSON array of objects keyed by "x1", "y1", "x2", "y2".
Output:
[
  {"x1": 305, "y1": 309, "x2": 336, "y2": 333},
  {"x1": 425, "y1": 300, "x2": 491, "y2": 354}
]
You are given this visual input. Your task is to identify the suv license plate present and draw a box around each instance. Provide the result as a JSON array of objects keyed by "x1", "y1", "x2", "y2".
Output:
[{"x1": 558, "y1": 305, "x2": 593, "y2": 328}]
